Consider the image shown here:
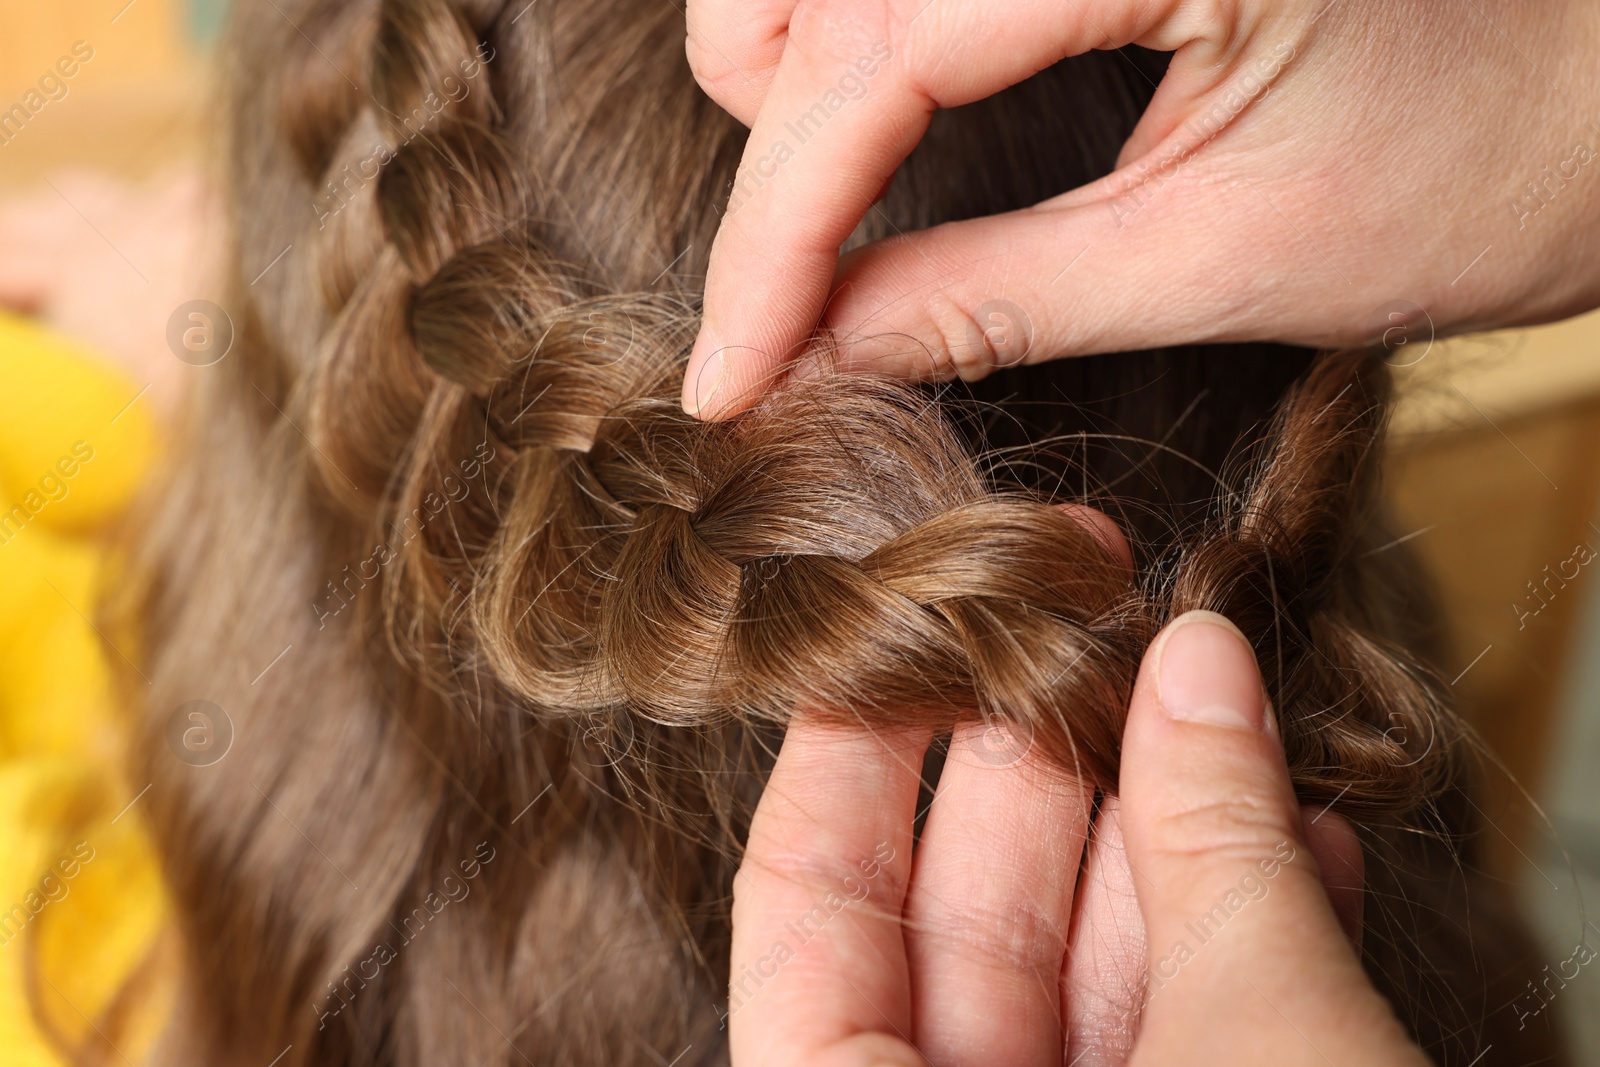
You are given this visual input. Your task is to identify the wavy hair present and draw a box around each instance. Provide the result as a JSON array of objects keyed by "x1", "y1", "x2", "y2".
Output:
[{"x1": 100, "y1": 0, "x2": 1560, "y2": 1064}]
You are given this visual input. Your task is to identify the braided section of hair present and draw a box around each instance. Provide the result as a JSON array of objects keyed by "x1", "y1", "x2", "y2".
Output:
[
  {"x1": 411, "y1": 327, "x2": 1449, "y2": 814},
  {"x1": 120, "y1": 0, "x2": 1544, "y2": 1063},
  {"x1": 277, "y1": 0, "x2": 1456, "y2": 820}
]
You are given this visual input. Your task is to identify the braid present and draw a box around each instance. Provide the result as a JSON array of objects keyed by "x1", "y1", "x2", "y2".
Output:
[
  {"x1": 122, "y1": 0, "x2": 1548, "y2": 1062},
  {"x1": 286, "y1": 0, "x2": 1447, "y2": 807}
]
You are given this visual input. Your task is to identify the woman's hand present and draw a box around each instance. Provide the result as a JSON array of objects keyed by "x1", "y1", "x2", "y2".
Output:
[
  {"x1": 1117, "y1": 611, "x2": 1423, "y2": 1066},
  {"x1": 729, "y1": 602, "x2": 1413, "y2": 1066},
  {"x1": 681, "y1": 0, "x2": 1600, "y2": 416}
]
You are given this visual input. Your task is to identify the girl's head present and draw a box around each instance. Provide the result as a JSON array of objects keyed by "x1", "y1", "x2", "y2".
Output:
[{"x1": 108, "y1": 0, "x2": 1556, "y2": 1063}]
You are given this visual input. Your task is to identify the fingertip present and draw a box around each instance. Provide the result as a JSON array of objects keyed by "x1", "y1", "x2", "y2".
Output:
[
  {"x1": 1053, "y1": 503, "x2": 1134, "y2": 574},
  {"x1": 1149, "y1": 610, "x2": 1265, "y2": 732},
  {"x1": 681, "y1": 327, "x2": 727, "y2": 418},
  {"x1": 1120, "y1": 609, "x2": 1305, "y2": 890}
]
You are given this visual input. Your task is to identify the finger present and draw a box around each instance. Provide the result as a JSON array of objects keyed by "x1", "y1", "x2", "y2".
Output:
[
  {"x1": 1058, "y1": 509, "x2": 1143, "y2": 1066},
  {"x1": 1300, "y1": 807, "x2": 1365, "y2": 951},
  {"x1": 899, "y1": 505, "x2": 1124, "y2": 1067},
  {"x1": 1057, "y1": 503, "x2": 1134, "y2": 574},
  {"x1": 1060, "y1": 799, "x2": 1364, "y2": 1067},
  {"x1": 730, "y1": 718, "x2": 931, "y2": 1067},
  {"x1": 683, "y1": 0, "x2": 793, "y2": 127},
  {"x1": 1063, "y1": 797, "x2": 1145, "y2": 1067},
  {"x1": 903, "y1": 721, "x2": 1089, "y2": 1067},
  {"x1": 806, "y1": 165, "x2": 1363, "y2": 387},
  {"x1": 684, "y1": 0, "x2": 1207, "y2": 417},
  {"x1": 1119, "y1": 610, "x2": 1420, "y2": 1064}
]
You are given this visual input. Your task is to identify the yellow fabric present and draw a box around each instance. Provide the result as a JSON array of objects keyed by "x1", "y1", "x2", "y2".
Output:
[{"x1": 0, "y1": 310, "x2": 170, "y2": 1066}]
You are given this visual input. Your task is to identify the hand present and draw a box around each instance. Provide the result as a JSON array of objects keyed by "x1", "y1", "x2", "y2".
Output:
[
  {"x1": 681, "y1": 0, "x2": 1600, "y2": 416},
  {"x1": 1118, "y1": 611, "x2": 1422, "y2": 1066},
  {"x1": 729, "y1": 606, "x2": 1405, "y2": 1060}
]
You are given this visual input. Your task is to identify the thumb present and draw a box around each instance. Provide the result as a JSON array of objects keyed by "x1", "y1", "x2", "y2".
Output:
[
  {"x1": 1118, "y1": 610, "x2": 1424, "y2": 1066},
  {"x1": 810, "y1": 184, "x2": 1293, "y2": 385}
]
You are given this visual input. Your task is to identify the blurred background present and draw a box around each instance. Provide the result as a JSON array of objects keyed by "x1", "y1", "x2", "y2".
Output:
[{"x1": 2, "y1": 0, "x2": 1599, "y2": 1062}]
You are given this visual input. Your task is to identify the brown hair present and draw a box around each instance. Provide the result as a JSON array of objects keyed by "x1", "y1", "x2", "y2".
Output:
[{"x1": 99, "y1": 0, "x2": 1559, "y2": 1063}]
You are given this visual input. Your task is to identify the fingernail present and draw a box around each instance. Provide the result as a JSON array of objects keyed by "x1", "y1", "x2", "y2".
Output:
[
  {"x1": 1154, "y1": 610, "x2": 1263, "y2": 730},
  {"x1": 683, "y1": 328, "x2": 724, "y2": 416}
]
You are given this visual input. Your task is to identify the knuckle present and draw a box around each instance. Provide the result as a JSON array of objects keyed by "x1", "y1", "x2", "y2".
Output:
[
  {"x1": 683, "y1": 32, "x2": 715, "y2": 85},
  {"x1": 1147, "y1": 793, "x2": 1299, "y2": 869},
  {"x1": 734, "y1": 844, "x2": 901, "y2": 909},
  {"x1": 918, "y1": 893, "x2": 1069, "y2": 975},
  {"x1": 684, "y1": 31, "x2": 744, "y2": 102},
  {"x1": 786, "y1": 0, "x2": 895, "y2": 72},
  {"x1": 926, "y1": 293, "x2": 994, "y2": 383},
  {"x1": 683, "y1": 0, "x2": 786, "y2": 108}
]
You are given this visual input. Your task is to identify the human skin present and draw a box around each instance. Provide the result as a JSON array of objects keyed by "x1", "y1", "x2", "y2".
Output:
[
  {"x1": 728, "y1": 513, "x2": 1409, "y2": 1066},
  {"x1": 679, "y1": 0, "x2": 1600, "y2": 416},
  {"x1": 694, "y1": 5, "x2": 1591, "y2": 1054}
]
